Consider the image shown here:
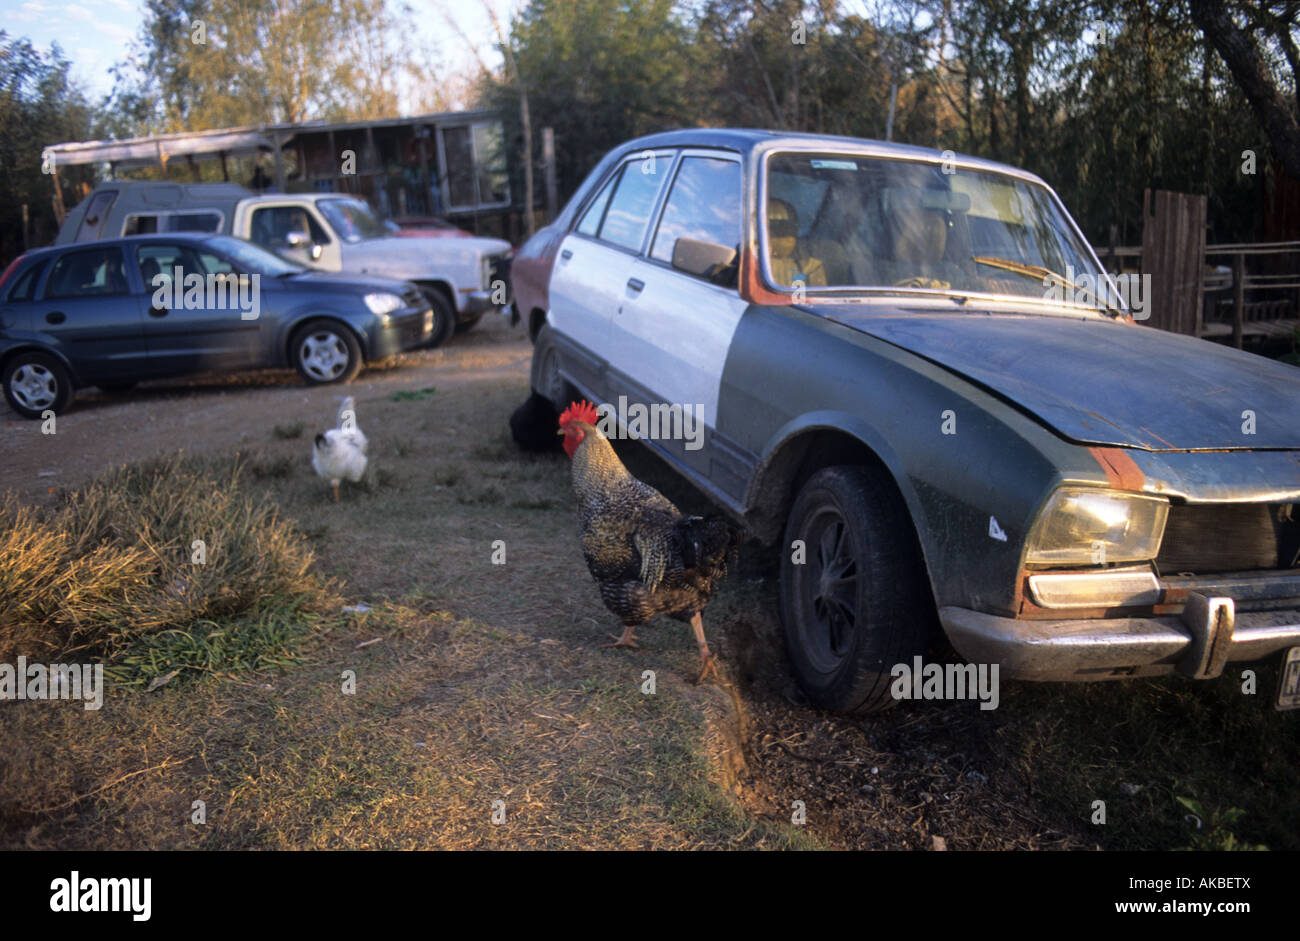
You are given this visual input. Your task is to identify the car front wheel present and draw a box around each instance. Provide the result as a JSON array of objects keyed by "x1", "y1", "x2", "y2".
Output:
[
  {"x1": 291, "y1": 320, "x2": 363, "y2": 384},
  {"x1": 421, "y1": 287, "x2": 456, "y2": 349},
  {"x1": 779, "y1": 464, "x2": 934, "y2": 713},
  {"x1": 3, "y1": 351, "x2": 72, "y2": 419}
]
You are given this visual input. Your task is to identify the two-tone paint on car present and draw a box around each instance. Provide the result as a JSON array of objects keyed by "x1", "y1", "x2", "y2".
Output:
[{"x1": 525, "y1": 127, "x2": 1300, "y2": 712}]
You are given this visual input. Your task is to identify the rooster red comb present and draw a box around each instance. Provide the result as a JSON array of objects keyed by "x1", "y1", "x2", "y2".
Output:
[{"x1": 558, "y1": 399, "x2": 601, "y2": 429}]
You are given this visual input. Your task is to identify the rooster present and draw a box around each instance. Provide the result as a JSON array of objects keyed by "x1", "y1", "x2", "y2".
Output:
[
  {"x1": 311, "y1": 396, "x2": 368, "y2": 501},
  {"x1": 558, "y1": 400, "x2": 741, "y2": 682}
]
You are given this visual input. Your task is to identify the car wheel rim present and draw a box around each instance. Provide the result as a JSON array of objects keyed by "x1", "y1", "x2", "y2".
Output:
[
  {"x1": 803, "y1": 506, "x2": 858, "y2": 673},
  {"x1": 10, "y1": 363, "x2": 57, "y2": 411},
  {"x1": 300, "y1": 331, "x2": 348, "y2": 380}
]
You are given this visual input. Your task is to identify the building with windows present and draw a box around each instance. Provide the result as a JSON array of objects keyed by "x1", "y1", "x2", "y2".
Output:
[{"x1": 43, "y1": 110, "x2": 517, "y2": 239}]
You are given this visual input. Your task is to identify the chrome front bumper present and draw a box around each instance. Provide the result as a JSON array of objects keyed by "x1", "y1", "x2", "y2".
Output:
[{"x1": 941, "y1": 571, "x2": 1300, "y2": 681}]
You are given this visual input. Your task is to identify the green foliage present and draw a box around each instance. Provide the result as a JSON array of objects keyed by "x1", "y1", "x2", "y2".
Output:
[
  {"x1": 389, "y1": 386, "x2": 437, "y2": 401},
  {"x1": 1174, "y1": 791, "x2": 1269, "y2": 851},
  {"x1": 0, "y1": 32, "x2": 94, "y2": 263},
  {"x1": 483, "y1": 0, "x2": 1295, "y2": 244}
]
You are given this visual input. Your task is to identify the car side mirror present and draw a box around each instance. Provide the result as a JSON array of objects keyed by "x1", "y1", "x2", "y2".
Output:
[
  {"x1": 285, "y1": 230, "x2": 311, "y2": 249},
  {"x1": 671, "y1": 238, "x2": 738, "y2": 286}
]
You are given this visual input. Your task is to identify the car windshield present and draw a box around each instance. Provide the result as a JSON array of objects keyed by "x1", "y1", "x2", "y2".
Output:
[
  {"x1": 764, "y1": 152, "x2": 1114, "y2": 309},
  {"x1": 202, "y1": 235, "x2": 305, "y2": 276},
  {"x1": 318, "y1": 197, "x2": 389, "y2": 243}
]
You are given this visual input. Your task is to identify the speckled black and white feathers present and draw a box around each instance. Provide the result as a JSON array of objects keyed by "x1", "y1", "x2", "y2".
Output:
[{"x1": 567, "y1": 421, "x2": 739, "y2": 627}]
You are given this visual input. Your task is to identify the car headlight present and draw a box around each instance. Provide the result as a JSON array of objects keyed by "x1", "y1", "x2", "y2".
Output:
[
  {"x1": 1026, "y1": 488, "x2": 1169, "y2": 565},
  {"x1": 364, "y1": 292, "x2": 404, "y2": 317}
]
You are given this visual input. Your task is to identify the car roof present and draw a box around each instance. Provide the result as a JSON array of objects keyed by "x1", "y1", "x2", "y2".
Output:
[
  {"x1": 20, "y1": 231, "x2": 228, "y2": 260},
  {"x1": 612, "y1": 127, "x2": 1041, "y2": 182}
]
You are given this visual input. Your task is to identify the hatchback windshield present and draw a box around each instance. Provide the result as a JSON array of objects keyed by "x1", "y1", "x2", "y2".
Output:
[
  {"x1": 202, "y1": 235, "x2": 305, "y2": 276},
  {"x1": 318, "y1": 197, "x2": 389, "y2": 243},
  {"x1": 764, "y1": 152, "x2": 1113, "y2": 308}
]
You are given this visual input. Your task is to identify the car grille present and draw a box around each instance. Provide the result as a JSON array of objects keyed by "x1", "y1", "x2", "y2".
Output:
[
  {"x1": 1156, "y1": 502, "x2": 1300, "y2": 574},
  {"x1": 487, "y1": 254, "x2": 512, "y2": 299}
]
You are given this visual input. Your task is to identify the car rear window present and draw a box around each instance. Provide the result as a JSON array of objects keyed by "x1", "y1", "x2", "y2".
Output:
[{"x1": 5, "y1": 258, "x2": 49, "y2": 302}]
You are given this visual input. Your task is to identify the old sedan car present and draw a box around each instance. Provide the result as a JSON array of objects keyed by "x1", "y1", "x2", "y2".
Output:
[
  {"x1": 0, "y1": 233, "x2": 433, "y2": 418},
  {"x1": 519, "y1": 128, "x2": 1300, "y2": 713}
]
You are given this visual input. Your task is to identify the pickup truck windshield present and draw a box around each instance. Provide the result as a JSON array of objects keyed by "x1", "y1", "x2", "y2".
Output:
[
  {"x1": 203, "y1": 235, "x2": 305, "y2": 276},
  {"x1": 764, "y1": 152, "x2": 1115, "y2": 309},
  {"x1": 318, "y1": 197, "x2": 389, "y2": 243}
]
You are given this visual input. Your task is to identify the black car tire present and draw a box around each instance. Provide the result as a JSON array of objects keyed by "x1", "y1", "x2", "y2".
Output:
[
  {"x1": 3, "y1": 351, "x2": 73, "y2": 419},
  {"x1": 533, "y1": 326, "x2": 575, "y2": 411},
  {"x1": 422, "y1": 287, "x2": 456, "y2": 349},
  {"x1": 779, "y1": 464, "x2": 934, "y2": 713},
  {"x1": 290, "y1": 320, "x2": 363, "y2": 385}
]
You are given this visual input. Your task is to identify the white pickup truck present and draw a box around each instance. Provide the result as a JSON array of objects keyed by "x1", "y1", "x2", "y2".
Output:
[{"x1": 55, "y1": 182, "x2": 512, "y2": 347}]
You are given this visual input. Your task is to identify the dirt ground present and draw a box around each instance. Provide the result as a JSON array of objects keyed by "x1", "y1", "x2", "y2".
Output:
[
  {"x1": 0, "y1": 317, "x2": 532, "y2": 504},
  {"x1": 3, "y1": 314, "x2": 1292, "y2": 850}
]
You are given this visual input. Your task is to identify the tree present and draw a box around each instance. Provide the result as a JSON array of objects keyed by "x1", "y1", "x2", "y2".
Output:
[
  {"x1": 1190, "y1": 0, "x2": 1300, "y2": 181},
  {"x1": 0, "y1": 32, "x2": 93, "y2": 263}
]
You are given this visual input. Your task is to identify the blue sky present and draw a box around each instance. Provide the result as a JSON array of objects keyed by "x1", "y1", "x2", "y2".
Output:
[{"x1": 2, "y1": 0, "x2": 506, "y2": 106}]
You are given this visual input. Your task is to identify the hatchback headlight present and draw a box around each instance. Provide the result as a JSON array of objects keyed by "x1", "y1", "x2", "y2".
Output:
[
  {"x1": 364, "y1": 292, "x2": 404, "y2": 317},
  {"x1": 1026, "y1": 488, "x2": 1169, "y2": 565}
]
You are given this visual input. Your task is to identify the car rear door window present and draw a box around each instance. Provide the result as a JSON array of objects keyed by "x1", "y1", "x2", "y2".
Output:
[
  {"x1": 46, "y1": 247, "x2": 129, "y2": 297},
  {"x1": 650, "y1": 156, "x2": 742, "y2": 265},
  {"x1": 595, "y1": 152, "x2": 674, "y2": 252}
]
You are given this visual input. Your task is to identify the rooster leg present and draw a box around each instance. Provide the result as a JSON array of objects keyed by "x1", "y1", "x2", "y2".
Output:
[
  {"x1": 690, "y1": 612, "x2": 719, "y2": 684},
  {"x1": 602, "y1": 625, "x2": 640, "y2": 650},
  {"x1": 331, "y1": 480, "x2": 340, "y2": 503}
]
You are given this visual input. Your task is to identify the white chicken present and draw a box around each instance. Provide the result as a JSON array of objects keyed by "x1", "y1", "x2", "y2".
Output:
[{"x1": 311, "y1": 396, "x2": 369, "y2": 501}]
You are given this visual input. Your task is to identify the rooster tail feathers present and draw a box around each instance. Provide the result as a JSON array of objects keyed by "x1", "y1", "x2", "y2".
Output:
[{"x1": 675, "y1": 515, "x2": 742, "y2": 570}]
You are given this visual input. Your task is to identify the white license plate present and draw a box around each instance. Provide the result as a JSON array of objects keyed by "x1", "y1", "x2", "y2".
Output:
[{"x1": 1277, "y1": 647, "x2": 1300, "y2": 711}]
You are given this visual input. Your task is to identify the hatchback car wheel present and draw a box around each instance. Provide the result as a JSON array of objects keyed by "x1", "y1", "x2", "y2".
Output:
[
  {"x1": 291, "y1": 320, "x2": 363, "y2": 384},
  {"x1": 422, "y1": 288, "x2": 456, "y2": 350},
  {"x1": 3, "y1": 352, "x2": 72, "y2": 419},
  {"x1": 780, "y1": 464, "x2": 934, "y2": 713}
]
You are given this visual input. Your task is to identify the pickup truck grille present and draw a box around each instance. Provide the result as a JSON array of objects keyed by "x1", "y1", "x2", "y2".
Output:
[
  {"x1": 487, "y1": 254, "x2": 512, "y2": 299},
  {"x1": 1156, "y1": 502, "x2": 1300, "y2": 574}
]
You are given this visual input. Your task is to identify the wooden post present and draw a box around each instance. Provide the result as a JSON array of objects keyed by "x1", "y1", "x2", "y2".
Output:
[
  {"x1": 416, "y1": 127, "x2": 436, "y2": 217},
  {"x1": 50, "y1": 166, "x2": 66, "y2": 226},
  {"x1": 542, "y1": 127, "x2": 557, "y2": 222},
  {"x1": 21, "y1": 203, "x2": 29, "y2": 251},
  {"x1": 272, "y1": 132, "x2": 286, "y2": 191},
  {"x1": 187, "y1": 153, "x2": 201, "y2": 181},
  {"x1": 1232, "y1": 253, "x2": 1246, "y2": 350},
  {"x1": 219, "y1": 151, "x2": 229, "y2": 181}
]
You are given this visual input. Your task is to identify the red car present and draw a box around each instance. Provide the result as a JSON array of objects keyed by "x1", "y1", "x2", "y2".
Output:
[{"x1": 386, "y1": 216, "x2": 474, "y2": 239}]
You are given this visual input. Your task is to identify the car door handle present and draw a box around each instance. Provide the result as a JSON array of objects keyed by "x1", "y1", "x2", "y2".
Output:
[
  {"x1": 560, "y1": 249, "x2": 573, "y2": 261},
  {"x1": 626, "y1": 278, "x2": 645, "y2": 294},
  {"x1": 44, "y1": 311, "x2": 65, "y2": 325}
]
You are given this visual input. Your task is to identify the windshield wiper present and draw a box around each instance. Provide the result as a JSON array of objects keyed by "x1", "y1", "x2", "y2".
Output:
[{"x1": 971, "y1": 255, "x2": 1126, "y2": 318}]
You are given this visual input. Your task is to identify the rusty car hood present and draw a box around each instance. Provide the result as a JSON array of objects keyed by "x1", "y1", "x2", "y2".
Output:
[{"x1": 822, "y1": 309, "x2": 1300, "y2": 451}]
